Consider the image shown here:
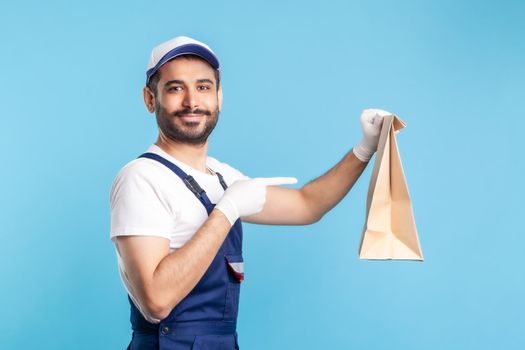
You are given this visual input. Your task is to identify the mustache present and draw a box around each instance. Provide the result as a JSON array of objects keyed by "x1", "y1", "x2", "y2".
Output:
[{"x1": 173, "y1": 108, "x2": 211, "y2": 117}]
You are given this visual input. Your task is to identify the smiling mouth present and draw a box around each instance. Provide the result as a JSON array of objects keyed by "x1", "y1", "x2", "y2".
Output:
[
  {"x1": 178, "y1": 113, "x2": 205, "y2": 123},
  {"x1": 180, "y1": 113, "x2": 204, "y2": 117}
]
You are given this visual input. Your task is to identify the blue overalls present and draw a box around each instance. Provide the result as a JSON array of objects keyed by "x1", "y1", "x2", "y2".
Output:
[{"x1": 127, "y1": 152, "x2": 244, "y2": 350}]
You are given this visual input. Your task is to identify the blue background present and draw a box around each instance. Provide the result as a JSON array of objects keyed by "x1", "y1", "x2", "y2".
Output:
[{"x1": 1, "y1": 0, "x2": 523, "y2": 349}]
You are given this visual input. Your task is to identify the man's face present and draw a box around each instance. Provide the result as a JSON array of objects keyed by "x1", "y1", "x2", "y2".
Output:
[{"x1": 151, "y1": 57, "x2": 221, "y2": 145}]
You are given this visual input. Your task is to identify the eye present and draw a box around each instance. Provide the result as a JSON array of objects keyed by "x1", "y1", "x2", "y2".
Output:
[
  {"x1": 168, "y1": 86, "x2": 183, "y2": 92},
  {"x1": 198, "y1": 85, "x2": 211, "y2": 91}
]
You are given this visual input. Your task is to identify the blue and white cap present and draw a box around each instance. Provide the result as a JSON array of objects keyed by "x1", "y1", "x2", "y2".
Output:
[{"x1": 146, "y1": 36, "x2": 220, "y2": 85}]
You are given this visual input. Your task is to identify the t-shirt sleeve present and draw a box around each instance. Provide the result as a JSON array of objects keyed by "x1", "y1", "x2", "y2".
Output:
[{"x1": 110, "y1": 162, "x2": 175, "y2": 241}]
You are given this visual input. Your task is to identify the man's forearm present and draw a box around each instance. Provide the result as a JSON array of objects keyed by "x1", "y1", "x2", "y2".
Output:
[
  {"x1": 300, "y1": 150, "x2": 368, "y2": 221},
  {"x1": 148, "y1": 209, "x2": 232, "y2": 319}
]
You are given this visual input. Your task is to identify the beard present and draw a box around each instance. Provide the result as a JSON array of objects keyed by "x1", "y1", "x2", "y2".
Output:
[{"x1": 155, "y1": 101, "x2": 219, "y2": 145}]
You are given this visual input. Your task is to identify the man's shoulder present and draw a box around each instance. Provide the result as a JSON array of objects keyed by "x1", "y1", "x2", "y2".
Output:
[
  {"x1": 112, "y1": 156, "x2": 173, "y2": 186},
  {"x1": 207, "y1": 156, "x2": 231, "y2": 170},
  {"x1": 207, "y1": 156, "x2": 249, "y2": 184},
  {"x1": 109, "y1": 156, "x2": 182, "y2": 207}
]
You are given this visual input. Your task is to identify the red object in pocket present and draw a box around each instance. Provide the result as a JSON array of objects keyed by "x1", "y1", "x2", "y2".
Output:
[{"x1": 225, "y1": 255, "x2": 244, "y2": 283}]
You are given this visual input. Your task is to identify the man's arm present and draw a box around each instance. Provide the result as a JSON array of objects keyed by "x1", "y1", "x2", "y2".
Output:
[
  {"x1": 114, "y1": 176, "x2": 296, "y2": 320},
  {"x1": 242, "y1": 151, "x2": 367, "y2": 225},
  {"x1": 115, "y1": 209, "x2": 231, "y2": 320},
  {"x1": 242, "y1": 108, "x2": 392, "y2": 226}
]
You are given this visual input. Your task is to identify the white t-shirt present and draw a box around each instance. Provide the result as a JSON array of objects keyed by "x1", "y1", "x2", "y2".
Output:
[{"x1": 109, "y1": 144, "x2": 249, "y2": 323}]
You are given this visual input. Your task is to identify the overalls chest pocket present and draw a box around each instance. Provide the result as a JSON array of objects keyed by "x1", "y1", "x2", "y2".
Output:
[{"x1": 223, "y1": 253, "x2": 244, "y2": 320}]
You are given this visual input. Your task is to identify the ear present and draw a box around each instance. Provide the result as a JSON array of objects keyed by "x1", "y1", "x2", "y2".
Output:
[
  {"x1": 143, "y1": 86, "x2": 155, "y2": 113},
  {"x1": 218, "y1": 85, "x2": 223, "y2": 112}
]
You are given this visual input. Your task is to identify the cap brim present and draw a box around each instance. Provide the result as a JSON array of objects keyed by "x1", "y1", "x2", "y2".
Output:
[{"x1": 146, "y1": 43, "x2": 220, "y2": 84}]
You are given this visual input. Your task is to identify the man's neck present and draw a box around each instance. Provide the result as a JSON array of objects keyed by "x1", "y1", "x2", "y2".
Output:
[{"x1": 155, "y1": 136, "x2": 209, "y2": 174}]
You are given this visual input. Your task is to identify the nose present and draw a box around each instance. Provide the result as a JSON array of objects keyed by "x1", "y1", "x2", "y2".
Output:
[{"x1": 182, "y1": 89, "x2": 198, "y2": 110}]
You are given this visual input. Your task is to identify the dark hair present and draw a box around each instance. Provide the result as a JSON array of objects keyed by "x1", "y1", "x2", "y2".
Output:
[{"x1": 147, "y1": 54, "x2": 220, "y2": 96}]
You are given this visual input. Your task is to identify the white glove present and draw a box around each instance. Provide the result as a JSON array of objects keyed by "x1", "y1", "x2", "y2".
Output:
[
  {"x1": 352, "y1": 108, "x2": 393, "y2": 162},
  {"x1": 215, "y1": 177, "x2": 298, "y2": 225}
]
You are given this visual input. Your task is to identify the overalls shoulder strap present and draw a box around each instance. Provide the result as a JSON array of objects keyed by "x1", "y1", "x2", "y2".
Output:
[{"x1": 138, "y1": 152, "x2": 228, "y2": 213}]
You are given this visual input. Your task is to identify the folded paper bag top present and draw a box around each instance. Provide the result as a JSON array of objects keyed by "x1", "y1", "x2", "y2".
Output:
[{"x1": 358, "y1": 114, "x2": 424, "y2": 261}]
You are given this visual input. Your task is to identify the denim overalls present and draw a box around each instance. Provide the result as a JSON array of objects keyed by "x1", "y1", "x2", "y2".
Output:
[{"x1": 126, "y1": 152, "x2": 244, "y2": 350}]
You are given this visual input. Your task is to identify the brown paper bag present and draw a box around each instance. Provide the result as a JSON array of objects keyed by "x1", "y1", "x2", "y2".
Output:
[{"x1": 358, "y1": 115, "x2": 423, "y2": 260}]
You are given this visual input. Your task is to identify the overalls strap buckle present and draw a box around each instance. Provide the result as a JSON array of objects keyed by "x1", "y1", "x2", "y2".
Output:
[
  {"x1": 183, "y1": 175, "x2": 205, "y2": 199},
  {"x1": 215, "y1": 172, "x2": 228, "y2": 190}
]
